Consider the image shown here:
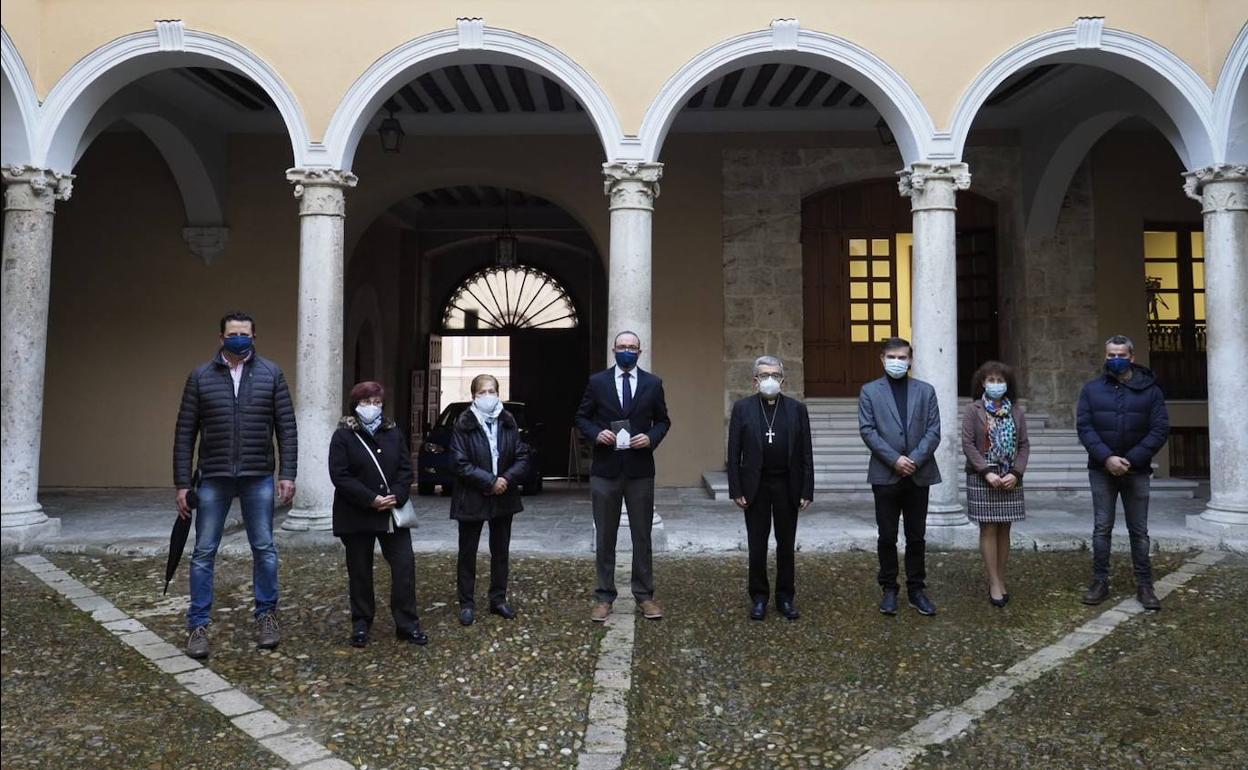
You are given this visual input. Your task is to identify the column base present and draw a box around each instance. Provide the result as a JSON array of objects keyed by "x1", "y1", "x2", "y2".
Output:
[
  {"x1": 1186, "y1": 511, "x2": 1248, "y2": 554},
  {"x1": 926, "y1": 505, "x2": 967, "y2": 525},
  {"x1": 280, "y1": 508, "x2": 334, "y2": 532},
  {"x1": 1, "y1": 517, "x2": 62, "y2": 553}
]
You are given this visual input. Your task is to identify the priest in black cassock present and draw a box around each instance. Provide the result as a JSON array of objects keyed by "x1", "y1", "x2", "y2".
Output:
[{"x1": 726, "y1": 355, "x2": 814, "y2": 621}]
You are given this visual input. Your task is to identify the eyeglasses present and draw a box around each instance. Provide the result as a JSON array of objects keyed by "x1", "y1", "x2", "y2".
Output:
[
  {"x1": 224, "y1": 333, "x2": 252, "y2": 338},
  {"x1": 614, "y1": 345, "x2": 641, "y2": 352},
  {"x1": 757, "y1": 374, "x2": 784, "y2": 382}
]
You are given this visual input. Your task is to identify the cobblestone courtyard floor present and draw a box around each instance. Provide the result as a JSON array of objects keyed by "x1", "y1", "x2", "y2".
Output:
[{"x1": 3, "y1": 549, "x2": 1245, "y2": 770}]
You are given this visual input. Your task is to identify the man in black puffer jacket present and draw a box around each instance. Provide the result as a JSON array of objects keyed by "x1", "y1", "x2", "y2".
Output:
[
  {"x1": 174, "y1": 311, "x2": 298, "y2": 659},
  {"x1": 1076, "y1": 334, "x2": 1169, "y2": 612}
]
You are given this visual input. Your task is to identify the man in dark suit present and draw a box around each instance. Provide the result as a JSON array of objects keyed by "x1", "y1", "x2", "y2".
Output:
[
  {"x1": 727, "y1": 355, "x2": 814, "y2": 621},
  {"x1": 575, "y1": 330, "x2": 671, "y2": 622},
  {"x1": 858, "y1": 337, "x2": 941, "y2": 617}
]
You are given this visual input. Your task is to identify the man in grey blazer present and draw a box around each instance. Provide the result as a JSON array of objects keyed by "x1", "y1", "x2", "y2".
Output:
[{"x1": 858, "y1": 337, "x2": 941, "y2": 616}]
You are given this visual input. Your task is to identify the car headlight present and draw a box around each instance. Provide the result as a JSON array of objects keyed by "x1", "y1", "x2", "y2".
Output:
[{"x1": 422, "y1": 442, "x2": 446, "y2": 454}]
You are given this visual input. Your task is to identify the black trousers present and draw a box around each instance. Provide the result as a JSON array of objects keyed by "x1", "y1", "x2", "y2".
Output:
[
  {"x1": 591, "y1": 474, "x2": 655, "y2": 603},
  {"x1": 340, "y1": 529, "x2": 420, "y2": 633},
  {"x1": 457, "y1": 514, "x2": 514, "y2": 608},
  {"x1": 872, "y1": 478, "x2": 929, "y2": 591},
  {"x1": 745, "y1": 473, "x2": 799, "y2": 603}
]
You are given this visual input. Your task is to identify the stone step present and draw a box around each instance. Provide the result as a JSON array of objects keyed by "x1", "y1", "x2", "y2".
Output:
[
  {"x1": 805, "y1": 397, "x2": 1053, "y2": 430},
  {"x1": 701, "y1": 471, "x2": 1199, "y2": 501}
]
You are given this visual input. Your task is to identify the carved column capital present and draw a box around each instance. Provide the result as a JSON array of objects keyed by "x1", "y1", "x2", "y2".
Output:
[
  {"x1": 286, "y1": 168, "x2": 358, "y2": 217},
  {"x1": 897, "y1": 162, "x2": 970, "y2": 212},
  {"x1": 1183, "y1": 164, "x2": 1248, "y2": 214},
  {"x1": 2, "y1": 166, "x2": 75, "y2": 212},
  {"x1": 602, "y1": 162, "x2": 663, "y2": 211}
]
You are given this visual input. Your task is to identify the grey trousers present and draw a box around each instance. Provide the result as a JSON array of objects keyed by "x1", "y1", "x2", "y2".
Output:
[{"x1": 591, "y1": 474, "x2": 656, "y2": 603}]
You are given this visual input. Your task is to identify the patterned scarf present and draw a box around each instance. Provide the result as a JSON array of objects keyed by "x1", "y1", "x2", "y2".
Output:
[{"x1": 983, "y1": 396, "x2": 1017, "y2": 474}]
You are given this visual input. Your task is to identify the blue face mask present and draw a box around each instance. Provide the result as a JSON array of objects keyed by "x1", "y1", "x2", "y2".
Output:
[
  {"x1": 615, "y1": 350, "x2": 639, "y2": 370},
  {"x1": 223, "y1": 335, "x2": 254, "y2": 356},
  {"x1": 1105, "y1": 357, "x2": 1132, "y2": 376},
  {"x1": 984, "y1": 382, "x2": 1008, "y2": 401},
  {"x1": 883, "y1": 358, "x2": 910, "y2": 379}
]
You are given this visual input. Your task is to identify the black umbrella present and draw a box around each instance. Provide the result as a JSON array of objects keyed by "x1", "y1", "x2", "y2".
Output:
[{"x1": 163, "y1": 470, "x2": 199, "y2": 595}]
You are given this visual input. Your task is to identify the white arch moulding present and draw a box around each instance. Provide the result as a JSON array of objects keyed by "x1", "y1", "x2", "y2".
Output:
[
  {"x1": 1213, "y1": 23, "x2": 1248, "y2": 163},
  {"x1": 1, "y1": 27, "x2": 39, "y2": 166},
  {"x1": 35, "y1": 21, "x2": 311, "y2": 173},
  {"x1": 944, "y1": 18, "x2": 1217, "y2": 168},
  {"x1": 637, "y1": 21, "x2": 937, "y2": 166},
  {"x1": 323, "y1": 19, "x2": 630, "y2": 171}
]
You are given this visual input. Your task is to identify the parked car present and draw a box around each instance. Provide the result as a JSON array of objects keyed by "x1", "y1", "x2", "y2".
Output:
[{"x1": 417, "y1": 401, "x2": 544, "y2": 496}]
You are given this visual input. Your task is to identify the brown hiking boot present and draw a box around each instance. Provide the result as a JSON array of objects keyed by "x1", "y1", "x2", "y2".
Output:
[
  {"x1": 186, "y1": 626, "x2": 210, "y2": 659},
  {"x1": 638, "y1": 599, "x2": 664, "y2": 620},
  {"x1": 256, "y1": 611, "x2": 281, "y2": 649},
  {"x1": 590, "y1": 602, "x2": 612, "y2": 622}
]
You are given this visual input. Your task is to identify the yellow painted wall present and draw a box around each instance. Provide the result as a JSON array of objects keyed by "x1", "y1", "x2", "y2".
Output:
[{"x1": 4, "y1": 1, "x2": 1239, "y2": 139}]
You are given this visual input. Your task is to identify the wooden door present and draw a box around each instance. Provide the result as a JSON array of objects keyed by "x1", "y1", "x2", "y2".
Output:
[
  {"x1": 802, "y1": 180, "x2": 999, "y2": 397},
  {"x1": 802, "y1": 181, "x2": 910, "y2": 397}
]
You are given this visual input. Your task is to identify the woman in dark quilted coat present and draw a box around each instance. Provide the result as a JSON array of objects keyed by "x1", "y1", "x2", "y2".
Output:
[
  {"x1": 328, "y1": 381, "x2": 426, "y2": 648},
  {"x1": 449, "y1": 374, "x2": 530, "y2": 626}
]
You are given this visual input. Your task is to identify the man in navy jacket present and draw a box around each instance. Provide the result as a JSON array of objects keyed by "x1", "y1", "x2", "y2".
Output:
[
  {"x1": 575, "y1": 331, "x2": 671, "y2": 622},
  {"x1": 1076, "y1": 334, "x2": 1169, "y2": 611}
]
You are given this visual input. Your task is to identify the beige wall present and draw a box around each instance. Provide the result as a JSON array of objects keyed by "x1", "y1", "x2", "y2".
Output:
[
  {"x1": 41, "y1": 132, "x2": 299, "y2": 487},
  {"x1": 4, "y1": 1, "x2": 1239, "y2": 140}
]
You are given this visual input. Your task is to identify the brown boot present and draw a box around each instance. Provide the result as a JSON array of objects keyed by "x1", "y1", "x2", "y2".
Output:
[
  {"x1": 638, "y1": 599, "x2": 664, "y2": 620},
  {"x1": 590, "y1": 602, "x2": 612, "y2": 622}
]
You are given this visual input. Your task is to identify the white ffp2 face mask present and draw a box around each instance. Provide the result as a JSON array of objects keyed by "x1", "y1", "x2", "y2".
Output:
[
  {"x1": 473, "y1": 394, "x2": 500, "y2": 414},
  {"x1": 758, "y1": 377, "x2": 782, "y2": 397},
  {"x1": 355, "y1": 404, "x2": 382, "y2": 423}
]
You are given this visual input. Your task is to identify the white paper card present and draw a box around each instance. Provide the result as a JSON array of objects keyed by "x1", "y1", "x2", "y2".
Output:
[{"x1": 615, "y1": 428, "x2": 631, "y2": 450}]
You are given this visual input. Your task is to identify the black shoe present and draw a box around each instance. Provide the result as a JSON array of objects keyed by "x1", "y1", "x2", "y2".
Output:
[
  {"x1": 350, "y1": 627, "x2": 369, "y2": 648},
  {"x1": 908, "y1": 591, "x2": 937, "y2": 616},
  {"x1": 489, "y1": 602, "x2": 517, "y2": 620},
  {"x1": 1003, "y1": 593, "x2": 1011, "y2": 605},
  {"x1": 458, "y1": 607, "x2": 475, "y2": 626},
  {"x1": 1082, "y1": 580, "x2": 1110, "y2": 605},
  {"x1": 749, "y1": 601, "x2": 767, "y2": 621},
  {"x1": 989, "y1": 592, "x2": 1007, "y2": 609},
  {"x1": 1137, "y1": 584, "x2": 1161, "y2": 612},
  {"x1": 879, "y1": 589, "x2": 899, "y2": 616},
  {"x1": 397, "y1": 625, "x2": 429, "y2": 645},
  {"x1": 777, "y1": 600, "x2": 800, "y2": 621}
]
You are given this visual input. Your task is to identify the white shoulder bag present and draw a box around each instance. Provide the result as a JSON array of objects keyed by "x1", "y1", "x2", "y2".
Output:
[{"x1": 354, "y1": 433, "x2": 418, "y2": 529}]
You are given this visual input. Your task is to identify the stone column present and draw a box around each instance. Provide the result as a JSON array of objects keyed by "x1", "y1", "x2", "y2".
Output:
[
  {"x1": 281, "y1": 169, "x2": 358, "y2": 532},
  {"x1": 601, "y1": 162, "x2": 666, "y2": 549},
  {"x1": 1, "y1": 166, "x2": 73, "y2": 549},
  {"x1": 1184, "y1": 164, "x2": 1248, "y2": 539},
  {"x1": 602, "y1": 162, "x2": 663, "y2": 366},
  {"x1": 899, "y1": 163, "x2": 970, "y2": 523}
]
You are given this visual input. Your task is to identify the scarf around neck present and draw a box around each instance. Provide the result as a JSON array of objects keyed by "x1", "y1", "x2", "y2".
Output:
[{"x1": 983, "y1": 396, "x2": 1017, "y2": 474}]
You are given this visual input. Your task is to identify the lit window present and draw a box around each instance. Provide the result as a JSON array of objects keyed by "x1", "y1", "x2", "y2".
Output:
[{"x1": 443, "y1": 266, "x2": 578, "y2": 331}]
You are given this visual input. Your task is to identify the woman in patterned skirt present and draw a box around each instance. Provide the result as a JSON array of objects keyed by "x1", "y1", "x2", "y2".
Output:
[{"x1": 962, "y1": 361, "x2": 1030, "y2": 608}]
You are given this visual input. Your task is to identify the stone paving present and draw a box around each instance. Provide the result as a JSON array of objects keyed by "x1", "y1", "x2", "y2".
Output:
[{"x1": 2, "y1": 548, "x2": 1244, "y2": 770}]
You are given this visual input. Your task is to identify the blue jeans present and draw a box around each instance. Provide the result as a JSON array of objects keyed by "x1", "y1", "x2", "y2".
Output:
[
  {"x1": 187, "y1": 475, "x2": 279, "y2": 630},
  {"x1": 1089, "y1": 469, "x2": 1153, "y2": 584}
]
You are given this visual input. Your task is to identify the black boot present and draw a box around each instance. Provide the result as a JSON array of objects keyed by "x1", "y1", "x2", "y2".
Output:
[
  {"x1": 1082, "y1": 580, "x2": 1110, "y2": 605},
  {"x1": 1137, "y1": 583, "x2": 1161, "y2": 611}
]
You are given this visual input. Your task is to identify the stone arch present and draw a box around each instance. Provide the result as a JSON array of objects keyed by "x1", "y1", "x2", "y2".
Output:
[
  {"x1": 1214, "y1": 23, "x2": 1248, "y2": 162},
  {"x1": 323, "y1": 20, "x2": 629, "y2": 170},
  {"x1": 638, "y1": 21, "x2": 936, "y2": 165},
  {"x1": 36, "y1": 22, "x2": 310, "y2": 172},
  {"x1": 946, "y1": 19, "x2": 1216, "y2": 168},
  {"x1": 1, "y1": 28, "x2": 38, "y2": 166}
]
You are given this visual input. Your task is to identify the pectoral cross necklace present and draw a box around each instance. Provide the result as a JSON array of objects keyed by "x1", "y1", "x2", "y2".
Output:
[{"x1": 760, "y1": 396, "x2": 779, "y2": 444}]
